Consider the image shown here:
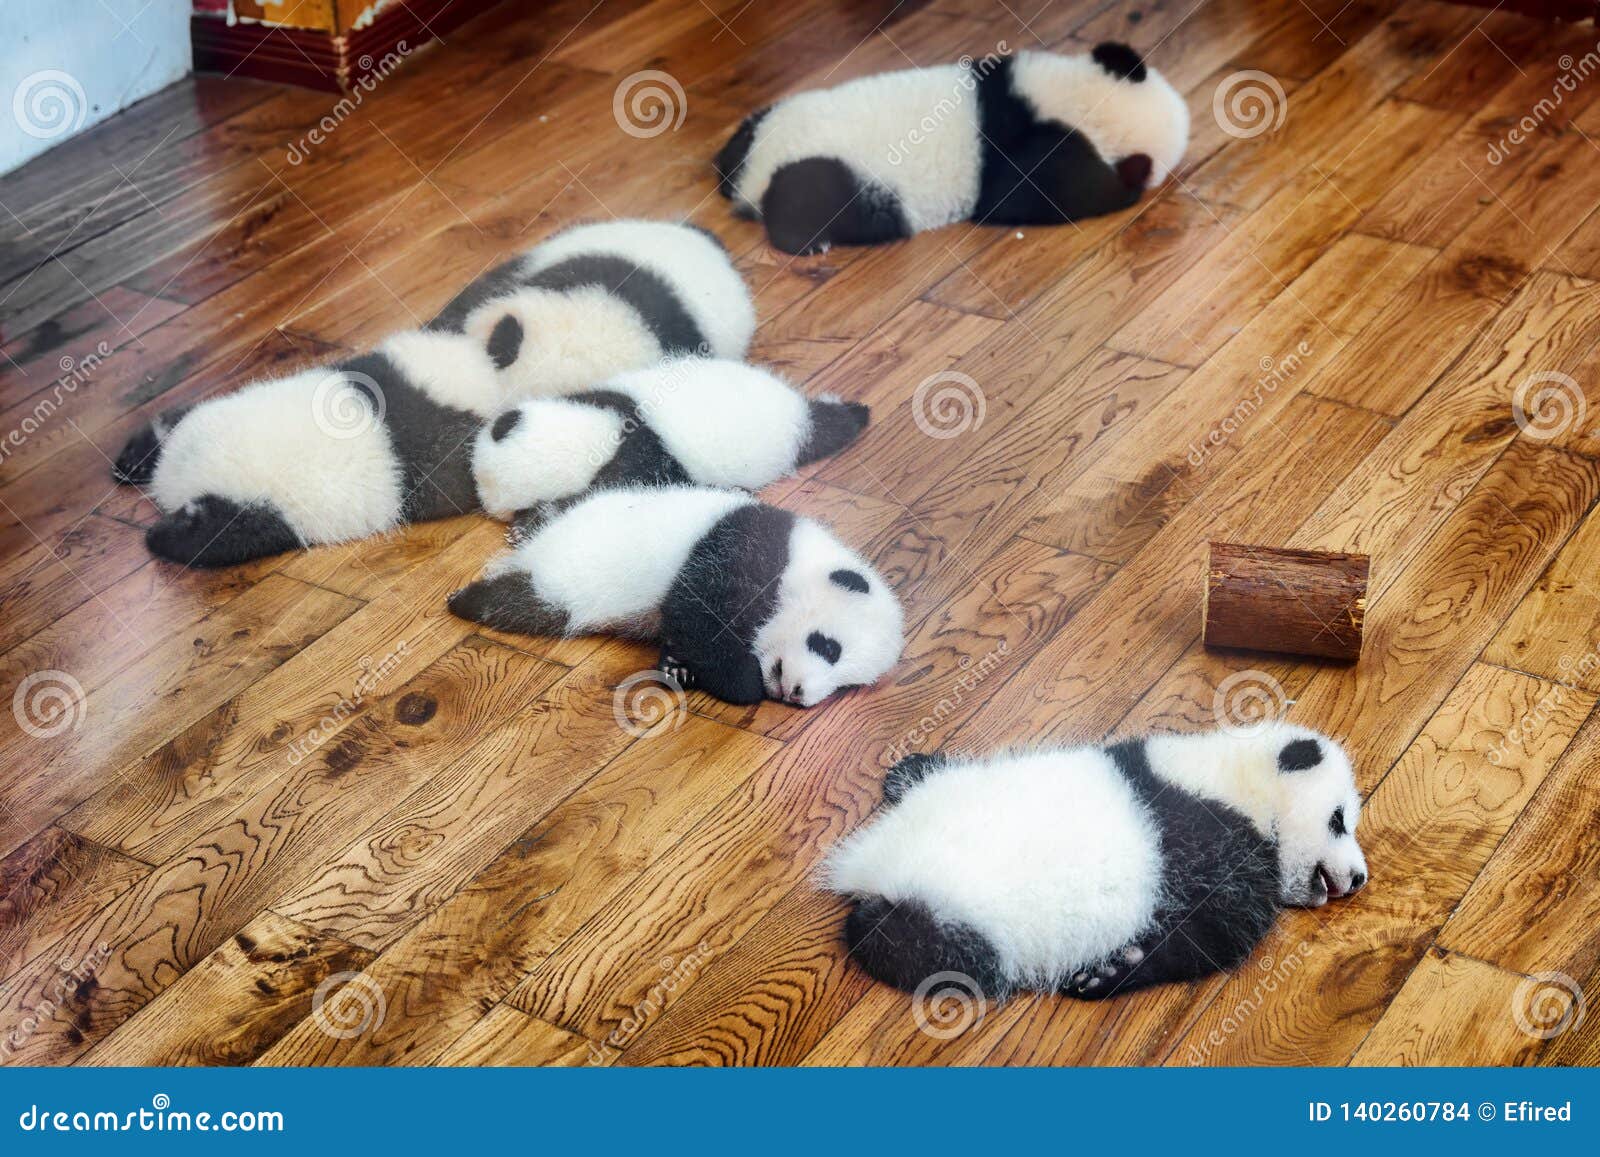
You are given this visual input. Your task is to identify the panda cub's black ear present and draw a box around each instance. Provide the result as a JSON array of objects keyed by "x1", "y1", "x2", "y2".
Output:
[
  {"x1": 829, "y1": 568, "x2": 870, "y2": 593},
  {"x1": 490, "y1": 408, "x2": 523, "y2": 442},
  {"x1": 1278, "y1": 738, "x2": 1323, "y2": 772},
  {"x1": 1091, "y1": 41, "x2": 1147, "y2": 84},
  {"x1": 487, "y1": 314, "x2": 525, "y2": 370}
]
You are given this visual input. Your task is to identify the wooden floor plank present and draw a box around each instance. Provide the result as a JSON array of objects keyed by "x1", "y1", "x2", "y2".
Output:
[
  {"x1": 0, "y1": 636, "x2": 555, "y2": 1066},
  {"x1": 1182, "y1": 4, "x2": 1476, "y2": 212},
  {"x1": 81, "y1": 910, "x2": 376, "y2": 1066},
  {"x1": 0, "y1": 827, "x2": 148, "y2": 984},
  {"x1": 434, "y1": 1005, "x2": 595, "y2": 1067},
  {"x1": 1436, "y1": 711, "x2": 1600, "y2": 982},
  {"x1": 1029, "y1": 232, "x2": 1424, "y2": 561},
  {"x1": 1485, "y1": 505, "x2": 1600, "y2": 689},
  {"x1": 1352, "y1": 949, "x2": 1551, "y2": 1066},
  {"x1": 1105, "y1": 99, "x2": 1457, "y2": 368},
  {"x1": 274, "y1": 694, "x2": 780, "y2": 951},
  {"x1": 254, "y1": 690, "x2": 772, "y2": 1065},
  {"x1": 0, "y1": 575, "x2": 362, "y2": 860},
  {"x1": 55, "y1": 522, "x2": 504, "y2": 864}
]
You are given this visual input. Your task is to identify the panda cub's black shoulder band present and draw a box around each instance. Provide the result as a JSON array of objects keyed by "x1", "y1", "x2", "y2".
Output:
[
  {"x1": 340, "y1": 350, "x2": 482, "y2": 523},
  {"x1": 661, "y1": 503, "x2": 795, "y2": 664},
  {"x1": 567, "y1": 389, "x2": 695, "y2": 489}
]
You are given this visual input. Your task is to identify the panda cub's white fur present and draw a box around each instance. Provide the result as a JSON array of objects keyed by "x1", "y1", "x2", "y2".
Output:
[
  {"x1": 470, "y1": 358, "x2": 868, "y2": 520},
  {"x1": 826, "y1": 723, "x2": 1368, "y2": 999},
  {"x1": 447, "y1": 485, "x2": 905, "y2": 708}
]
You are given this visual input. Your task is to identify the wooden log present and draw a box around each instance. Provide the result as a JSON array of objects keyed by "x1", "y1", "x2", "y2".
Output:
[{"x1": 1203, "y1": 542, "x2": 1369, "y2": 661}]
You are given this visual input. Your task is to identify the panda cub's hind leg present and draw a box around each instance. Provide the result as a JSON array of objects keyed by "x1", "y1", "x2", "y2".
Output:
[
  {"x1": 447, "y1": 569, "x2": 571, "y2": 637},
  {"x1": 145, "y1": 494, "x2": 301, "y2": 568},
  {"x1": 761, "y1": 158, "x2": 911, "y2": 255},
  {"x1": 1063, "y1": 943, "x2": 1152, "y2": 1000}
]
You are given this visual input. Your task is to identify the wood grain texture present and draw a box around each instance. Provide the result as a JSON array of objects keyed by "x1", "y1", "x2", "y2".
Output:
[
  {"x1": 80, "y1": 911, "x2": 375, "y2": 1066},
  {"x1": 1351, "y1": 949, "x2": 1550, "y2": 1066},
  {"x1": 0, "y1": 0, "x2": 1594, "y2": 1067},
  {"x1": 1436, "y1": 710, "x2": 1600, "y2": 980}
]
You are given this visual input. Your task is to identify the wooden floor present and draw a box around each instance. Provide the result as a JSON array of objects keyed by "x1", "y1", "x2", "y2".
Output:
[{"x1": 1, "y1": 0, "x2": 1598, "y2": 1067}]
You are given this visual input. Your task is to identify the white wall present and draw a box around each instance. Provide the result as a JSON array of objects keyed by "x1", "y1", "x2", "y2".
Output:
[{"x1": 1, "y1": 0, "x2": 192, "y2": 176}]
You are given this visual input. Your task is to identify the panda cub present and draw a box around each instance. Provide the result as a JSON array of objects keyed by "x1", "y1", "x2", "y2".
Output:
[
  {"x1": 439, "y1": 219, "x2": 756, "y2": 396},
  {"x1": 113, "y1": 220, "x2": 754, "y2": 568},
  {"x1": 471, "y1": 358, "x2": 869, "y2": 522},
  {"x1": 715, "y1": 43, "x2": 1188, "y2": 255},
  {"x1": 825, "y1": 724, "x2": 1367, "y2": 1000},
  {"x1": 448, "y1": 485, "x2": 904, "y2": 708}
]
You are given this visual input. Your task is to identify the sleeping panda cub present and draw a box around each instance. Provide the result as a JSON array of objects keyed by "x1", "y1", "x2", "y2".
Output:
[
  {"x1": 112, "y1": 220, "x2": 754, "y2": 568},
  {"x1": 448, "y1": 486, "x2": 904, "y2": 707},
  {"x1": 715, "y1": 43, "x2": 1188, "y2": 254},
  {"x1": 825, "y1": 724, "x2": 1367, "y2": 1000},
  {"x1": 440, "y1": 219, "x2": 756, "y2": 397},
  {"x1": 472, "y1": 358, "x2": 869, "y2": 523}
]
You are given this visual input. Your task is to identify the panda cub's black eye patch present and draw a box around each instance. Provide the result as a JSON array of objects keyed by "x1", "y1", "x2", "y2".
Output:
[
  {"x1": 1278, "y1": 738, "x2": 1323, "y2": 771},
  {"x1": 1329, "y1": 805, "x2": 1347, "y2": 837},
  {"x1": 807, "y1": 631, "x2": 842, "y2": 664},
  {"x1": 829, "y1": 569, "x2": 870, "y2": 593}
]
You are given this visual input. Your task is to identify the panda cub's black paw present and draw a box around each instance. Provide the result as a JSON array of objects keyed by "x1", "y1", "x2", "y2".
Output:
[
  {"x1": 658, "y1": 654, "x2": 696, "y2": 690},
  {"x1": 1064, "y1": 944, "x2": 1146, "y2": 1000}
]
